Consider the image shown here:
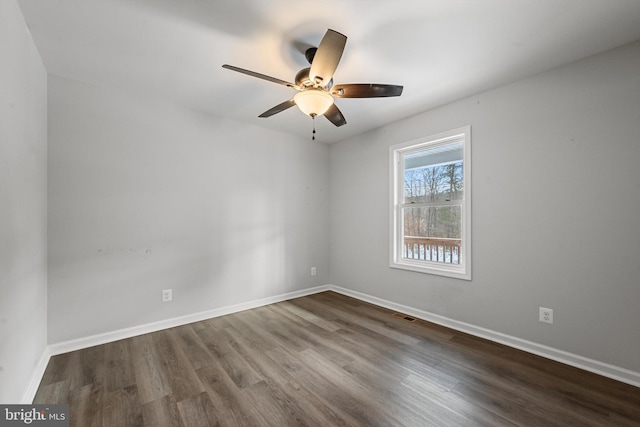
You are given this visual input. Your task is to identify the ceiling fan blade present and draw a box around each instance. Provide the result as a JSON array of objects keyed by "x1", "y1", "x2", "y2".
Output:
[
  {"x1": 324, "y1": 103, "x2": 347, "y2": 127},
  {"x1": 222, "y1": 64, "x2": 296, "y2": 88},
  {"x1": 332, "y1": 84, "x2": 403, "y2": 98},
  {"x1": 259, "y1": 99, "x2": 296, "y2": 118},
  {"x1": 309, "y1": 29, "x2": 347, "y2": 86}
]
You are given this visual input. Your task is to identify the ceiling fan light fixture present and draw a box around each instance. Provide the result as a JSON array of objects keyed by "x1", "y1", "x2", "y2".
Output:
[
  {"x1": 223, "y1": 29, "x2": 402, "y2": 129},
  {"x1": 294, "y1": 89, "x2": 334, "y2": 117}
]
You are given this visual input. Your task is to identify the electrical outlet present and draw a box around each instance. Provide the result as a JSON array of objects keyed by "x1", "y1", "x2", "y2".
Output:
[
  {"x1": 539, "y1": 307, "x2": 553, "y2": 324},
  {"x1": 311, "y1": 267, "x2": 317, "y2": 276},
  {"x1": 162, "y1": 289, "x2": 172, "y2": 302}
]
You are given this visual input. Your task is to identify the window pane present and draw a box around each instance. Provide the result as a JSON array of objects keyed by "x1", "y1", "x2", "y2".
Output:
[
  {"x1": 390, "y1": 126, "x2": 470, "y2": 279},
  {"x1": 403, "y1": 143, "x2": 463, "y2": 204},
  {"x1": 403, "y1": 206, "x2": 461, "y2": 239},
  {"x1": 403, "y1": 206, "x2": 461, "y2": 264}
]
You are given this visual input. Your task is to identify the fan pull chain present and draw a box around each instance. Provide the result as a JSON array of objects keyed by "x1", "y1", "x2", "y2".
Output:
[{"x1": 312, "y1": 115, "x2": 316, "y2": 140}]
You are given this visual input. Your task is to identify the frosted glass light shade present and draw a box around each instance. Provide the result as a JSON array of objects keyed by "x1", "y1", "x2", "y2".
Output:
[{"x1": 294, "y1": 89, "x2": 334, "y2": 117}]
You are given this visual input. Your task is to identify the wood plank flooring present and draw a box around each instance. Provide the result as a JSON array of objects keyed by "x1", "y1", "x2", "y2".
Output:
[{"x1": 34, "y1": 291, "x2": 640, "y2": 426}]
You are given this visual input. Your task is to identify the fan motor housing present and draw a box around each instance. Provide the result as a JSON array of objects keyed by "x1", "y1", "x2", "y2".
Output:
[
  {"x1": 295, "y1": 67, "x2": 333, "y2": 90},
  {"x1": 295, "y1": 67, "x2": 312, "y2": 87}
]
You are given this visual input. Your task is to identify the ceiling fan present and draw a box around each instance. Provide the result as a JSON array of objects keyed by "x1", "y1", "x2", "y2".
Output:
[{"x1": 222, "y1": 29, "x2": 403, "y2": 137}]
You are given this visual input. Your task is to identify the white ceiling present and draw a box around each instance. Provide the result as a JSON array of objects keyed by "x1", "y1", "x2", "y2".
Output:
[{"x1": 16, "y1": 0, "x2": 640, "y2": 143}]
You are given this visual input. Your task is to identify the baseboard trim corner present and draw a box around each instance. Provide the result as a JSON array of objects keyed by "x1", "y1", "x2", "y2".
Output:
[{"x1": 21, "y1": 347, "x2": 51, "y2": 404}]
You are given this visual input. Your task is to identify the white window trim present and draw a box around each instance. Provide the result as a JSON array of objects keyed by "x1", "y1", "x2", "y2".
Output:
[{"x1": 389, "y1": 126, "x2": 472, "y2": 280}]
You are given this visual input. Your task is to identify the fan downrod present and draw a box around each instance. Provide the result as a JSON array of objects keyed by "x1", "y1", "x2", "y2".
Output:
[{"x1": 305, "y1": 47, "x2": 317, "y2": 65}]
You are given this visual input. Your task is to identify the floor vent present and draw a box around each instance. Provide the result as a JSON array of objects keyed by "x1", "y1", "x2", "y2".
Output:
[{"x1": 393, "y1": 312, "x2": 416, "y2": 322}]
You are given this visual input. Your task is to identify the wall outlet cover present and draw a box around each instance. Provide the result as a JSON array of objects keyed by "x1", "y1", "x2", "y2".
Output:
[{"x1": 539, "y1": 307, "x2": 553, "y2": 324}]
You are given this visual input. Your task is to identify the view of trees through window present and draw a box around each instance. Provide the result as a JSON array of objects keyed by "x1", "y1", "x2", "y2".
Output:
[{"x1": 403, "y1": 159, "x2": 463, "y2": 264}]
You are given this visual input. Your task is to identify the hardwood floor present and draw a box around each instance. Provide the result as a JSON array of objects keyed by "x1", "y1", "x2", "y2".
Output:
[{"x1": 34, "y1": 291, "x2": 640, "y2": 426}]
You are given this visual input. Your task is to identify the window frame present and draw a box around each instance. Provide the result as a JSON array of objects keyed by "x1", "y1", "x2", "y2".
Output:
[{"x1": 389, "y1": 126, "x2": 471, "y2": 280}]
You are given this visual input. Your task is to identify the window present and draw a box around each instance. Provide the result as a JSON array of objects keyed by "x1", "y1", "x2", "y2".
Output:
[{"x1": 390, "y1": 126, "x2": 471, "y2": 280}]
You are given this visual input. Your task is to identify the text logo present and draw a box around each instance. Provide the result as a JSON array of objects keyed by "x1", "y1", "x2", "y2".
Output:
[{"x1": 0, "y1": 405, "x2": 69, "y2": 427}]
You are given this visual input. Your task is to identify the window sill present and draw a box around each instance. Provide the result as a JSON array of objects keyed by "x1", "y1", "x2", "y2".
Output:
[{"x1": 390, "y1": 260, "x2": 471, "y2": 280}]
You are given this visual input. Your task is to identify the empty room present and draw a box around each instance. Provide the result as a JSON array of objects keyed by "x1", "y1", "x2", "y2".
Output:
[{"x1": 2, "y1": 0, "x2": 640, "y2": 425}]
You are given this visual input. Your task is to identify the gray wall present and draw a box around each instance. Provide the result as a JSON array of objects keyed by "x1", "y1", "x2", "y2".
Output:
[
  {"x1": 0, "y1": 0, "x2": 48, "y2": 403},
  {"x1": 47, "y1": 75, "x2": 330, "y2": 343},
  {"x1": 329, "y1": 41, "x2": 640, "y2": 373}
]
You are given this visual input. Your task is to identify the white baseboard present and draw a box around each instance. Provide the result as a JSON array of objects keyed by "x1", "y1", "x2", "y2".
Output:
[
  {"x1": 33, "y1": 283, "x2": 638, "y2": 397},
  {"x1": 48, "y1": 285, "x2": 331, "y2": 356},
  {"x1": 327, "y1": 285, "x2": 640, "y2": 388},
  {"x1": 21, "y1": 347, "x2": 51, "y2": 404}
]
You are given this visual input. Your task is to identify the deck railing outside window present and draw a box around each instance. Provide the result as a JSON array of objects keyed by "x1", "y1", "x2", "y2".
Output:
[{"x1": 403, "y1": 236, "x2": 461, "y2": 264}]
